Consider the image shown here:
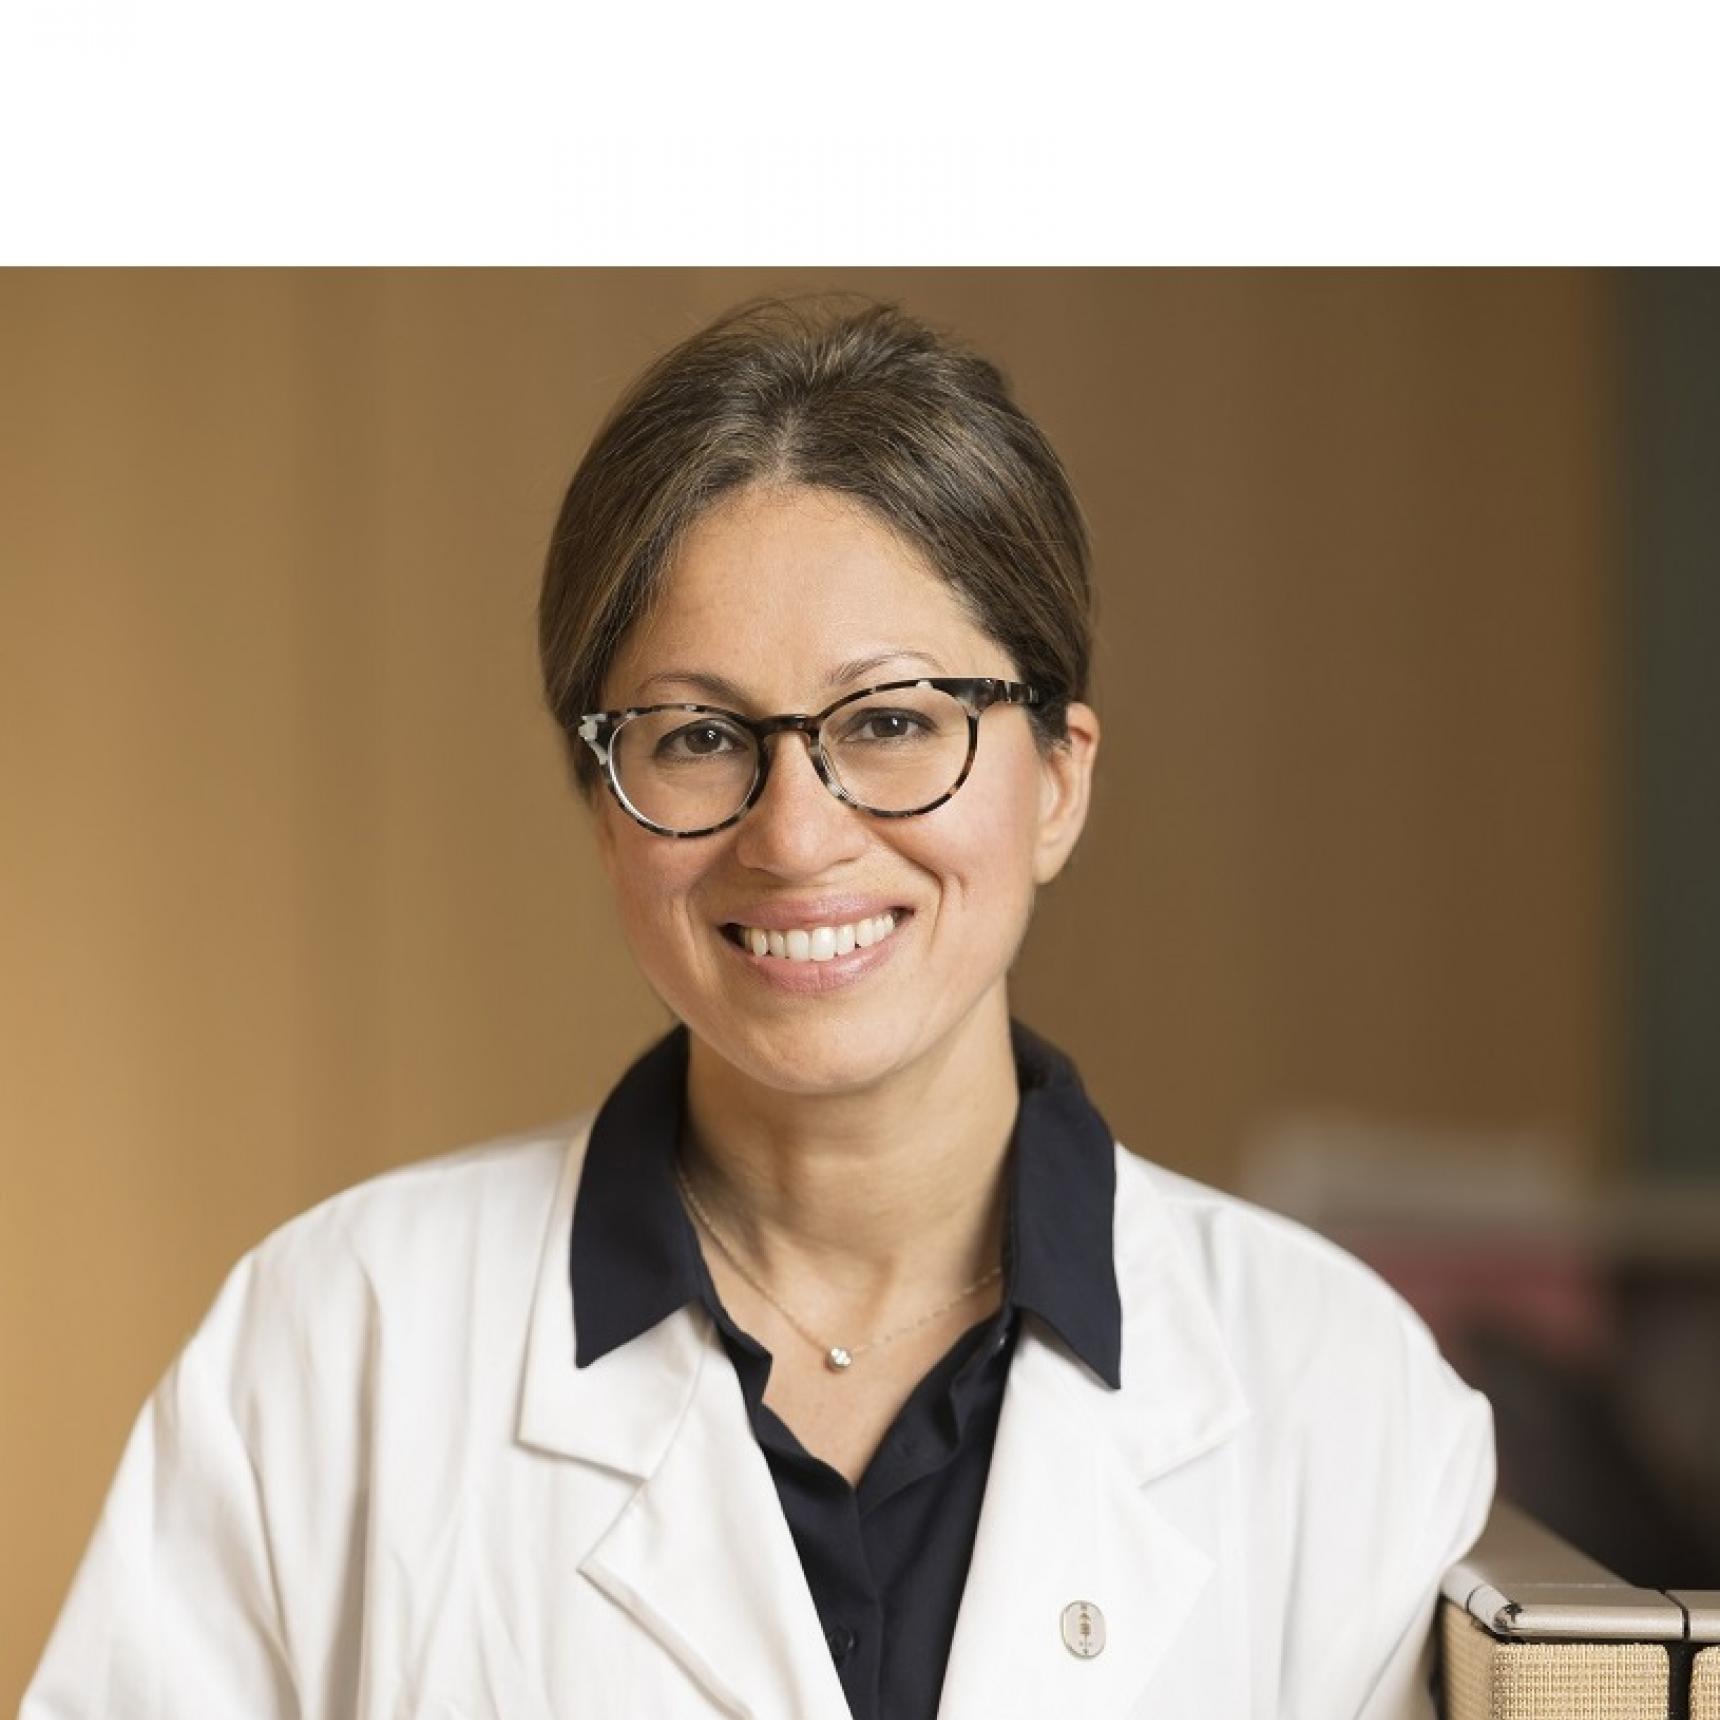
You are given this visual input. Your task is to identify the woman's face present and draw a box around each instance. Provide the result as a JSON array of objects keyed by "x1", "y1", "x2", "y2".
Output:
[{"x1": 592, "y1": 483, "x2": 1099, "y2": 1098}]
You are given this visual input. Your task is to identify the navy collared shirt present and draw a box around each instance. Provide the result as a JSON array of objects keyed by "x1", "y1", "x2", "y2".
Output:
[{"x1": 571, "y1": 1019, "x2": 1122, "y2": 1720}]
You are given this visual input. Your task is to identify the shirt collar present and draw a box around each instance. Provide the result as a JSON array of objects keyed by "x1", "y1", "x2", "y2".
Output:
[{"x1": 571, "y1": 1019, "x2": 1121, "y2": 1389}]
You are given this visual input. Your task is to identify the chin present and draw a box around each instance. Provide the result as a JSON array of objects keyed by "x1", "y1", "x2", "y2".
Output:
[{"x1": 691, "y1": 1011, "x2": 921, "y2": 1098}]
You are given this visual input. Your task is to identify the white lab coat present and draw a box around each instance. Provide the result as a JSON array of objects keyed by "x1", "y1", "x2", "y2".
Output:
[{"x1": 25, "y1": 1115, "x2": 1495, "y2": 1719}]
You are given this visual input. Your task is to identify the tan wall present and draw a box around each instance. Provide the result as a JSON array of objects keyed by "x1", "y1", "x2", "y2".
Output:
[{"x1": 0, "y1": 269, "x2": 1616, "y2": 1692}]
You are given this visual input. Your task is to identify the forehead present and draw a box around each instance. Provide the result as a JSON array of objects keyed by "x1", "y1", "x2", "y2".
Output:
[{"x1": 604, "y1": 485, "x2": 1003, "y2": 703}]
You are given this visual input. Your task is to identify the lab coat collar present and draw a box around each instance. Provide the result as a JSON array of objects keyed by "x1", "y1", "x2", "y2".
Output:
[{"x1": 519, "y1": 1124, "x2": 1249, "y2": 1716}]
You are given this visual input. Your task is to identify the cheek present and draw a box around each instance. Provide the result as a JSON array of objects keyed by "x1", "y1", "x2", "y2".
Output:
[
  {"x1": 912, "y1": 757, "x2": 1044, "y2": 925},
  {"x1": 975, "y1": 733, "x2": 1049, "y2": 853},
  {"x1": 600, "y1": 818, "x2": 710, "y2": 946}
]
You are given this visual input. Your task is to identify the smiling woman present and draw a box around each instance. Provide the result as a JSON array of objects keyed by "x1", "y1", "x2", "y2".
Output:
[
  {"x1": 577, "y1": 481, "x2": 1093, "y2": 1098},
  {"x1": 24, "y1": 299, "x2": 1496, "y2": 1720}
]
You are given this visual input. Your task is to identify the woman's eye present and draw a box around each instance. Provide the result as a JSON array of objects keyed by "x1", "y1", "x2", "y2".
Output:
[
  {"x1": 852, "y1": 711, "x2": 925, "y2": 743},
  {"x1": 661, "y1": 722, "x2": 740, "y2": 758}
]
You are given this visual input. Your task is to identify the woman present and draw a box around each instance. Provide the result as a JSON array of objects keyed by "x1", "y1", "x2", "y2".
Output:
[{"x1": 25, "y1": 299, "x2": 1494, "y2": 1719}]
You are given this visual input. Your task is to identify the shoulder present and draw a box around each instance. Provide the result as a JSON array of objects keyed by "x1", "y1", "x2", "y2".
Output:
[
  {"x1": 189, "y1": 1119, "x2": 590, "y2": 1396},
  {"x1": 1117, "y1": 1142, "x2": 1415, "y2": 1315},
  {"x1": 1114, "y1": 1143, "x2": 1485, "y2": 1443},
  {"x1": 292, "y1": 1120, "x2": 579, "y2": 1261},
  {"x1": 249, "y1": 1118, "x2": 579, "y2": 1286},
  {"x1": 1120, "y1": 1145, "x2": 1418, "y2": 1320}
]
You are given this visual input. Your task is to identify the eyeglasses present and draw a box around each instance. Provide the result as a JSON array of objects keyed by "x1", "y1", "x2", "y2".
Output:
[{"x1": 576, "y1": 676, "x2": 1044, "y2": 838}]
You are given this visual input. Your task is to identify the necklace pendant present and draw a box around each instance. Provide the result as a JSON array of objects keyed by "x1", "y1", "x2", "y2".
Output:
[{"x1": 826, "y1": 1346, "x2": 854, "y2": 1372}]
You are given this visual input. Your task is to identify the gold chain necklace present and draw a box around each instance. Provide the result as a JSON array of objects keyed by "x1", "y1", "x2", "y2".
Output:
[{"x1": 673, "y1": 1159, "x2": 1003, "y2": 1373}]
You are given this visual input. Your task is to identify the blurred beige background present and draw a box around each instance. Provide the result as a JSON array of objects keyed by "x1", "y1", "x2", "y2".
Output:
[{"x1": 0, "y1": 269, "x2": 1617, "y2": 1692}]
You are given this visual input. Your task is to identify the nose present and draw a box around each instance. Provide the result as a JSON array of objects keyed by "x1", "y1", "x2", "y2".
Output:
[{"x1": 731, "y1": 729, "x2": 869, "y2": 877}]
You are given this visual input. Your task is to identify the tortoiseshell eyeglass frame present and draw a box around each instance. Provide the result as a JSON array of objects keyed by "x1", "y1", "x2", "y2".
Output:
[{"x1": 575, "y1": 676, "x2": 1046, "y2": 839}]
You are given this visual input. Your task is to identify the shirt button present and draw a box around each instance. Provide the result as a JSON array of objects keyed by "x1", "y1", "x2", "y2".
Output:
[{"x1": 826, "y1": 1624, "x2": 858, "y2": 1663}]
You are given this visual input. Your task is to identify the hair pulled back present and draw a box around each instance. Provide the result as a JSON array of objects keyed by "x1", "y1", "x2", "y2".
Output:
[{"x1": 538, "y1": 296, "x2": 1093, "y2": 796}]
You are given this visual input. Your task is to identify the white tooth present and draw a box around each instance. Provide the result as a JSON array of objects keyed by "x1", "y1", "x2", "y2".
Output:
[
  {"x1": 855, "y1": 918, "x2": 876, "y2": 948},
  {"x1": 834, "y1": 923, "x2": 856, "y2": 955},
  {"x1": 870, "y1": 915, "x2": 890, "y2": 944},
  {"x1": 809, "y1": 925, "x2": 837, "y2": 961},
  {"x1": 767, "y1": 930, "x2": 787, "y2": 959},
  {"x1": 747, "y1": 928, "x2": 769, "y2": 957},
  {"x1": 786, "y1": 928, "x2": 811, "y2": 962}
]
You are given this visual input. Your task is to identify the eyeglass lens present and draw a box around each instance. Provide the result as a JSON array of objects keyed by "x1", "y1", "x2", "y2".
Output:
[{"x1": 609, "y1": 685, "x2": 973, "y2": 832}]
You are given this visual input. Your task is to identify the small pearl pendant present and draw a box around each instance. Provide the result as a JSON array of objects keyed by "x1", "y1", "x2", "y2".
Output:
[{"x1": 826, "y1": 1346, "x2": 854, "y2": 1372}]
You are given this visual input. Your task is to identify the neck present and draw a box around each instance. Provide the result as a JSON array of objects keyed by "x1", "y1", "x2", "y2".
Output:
[{"x1": 679, "y1": 991, "x2": 1019, "y2": 1302}]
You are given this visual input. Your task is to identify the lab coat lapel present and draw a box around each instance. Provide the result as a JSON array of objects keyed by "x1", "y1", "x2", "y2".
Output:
[
  {"x1": 578, "y1": 1319, "x2": 852, "y2": 1720},
  {"x1": 938, "y1": 1147, "x2": 1251, "y2": 1718},
  {"x1": 516, "y1": 1125, "x2": 849, "y2": 1719}
]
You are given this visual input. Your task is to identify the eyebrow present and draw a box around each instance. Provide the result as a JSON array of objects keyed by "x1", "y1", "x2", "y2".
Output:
[{"x1": 634, "y1": 649, "x2": 948, "y2": 708}]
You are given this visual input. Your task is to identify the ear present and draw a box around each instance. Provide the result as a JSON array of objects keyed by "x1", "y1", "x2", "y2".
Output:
[{"x1": 1032, "y1": 701, "x2": 1100, "y2": 886}]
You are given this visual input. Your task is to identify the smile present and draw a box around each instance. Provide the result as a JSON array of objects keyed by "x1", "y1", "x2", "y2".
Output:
[{"x1": 722, "y1": 911, "x2": 906, "y2": 963}]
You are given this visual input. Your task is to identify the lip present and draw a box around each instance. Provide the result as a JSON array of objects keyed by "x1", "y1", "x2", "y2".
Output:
[
  {"x1": 716, "y1": 909, "x2": 912, "y2": 995},
  {"x1": 717, "y1": 896, "x2": 911, "y2": 934}
]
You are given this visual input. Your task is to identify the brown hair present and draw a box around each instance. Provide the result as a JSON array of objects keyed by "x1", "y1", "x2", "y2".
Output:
[{"x1": 538, "y1": 296, "x2": 1093, "y2": 796}]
